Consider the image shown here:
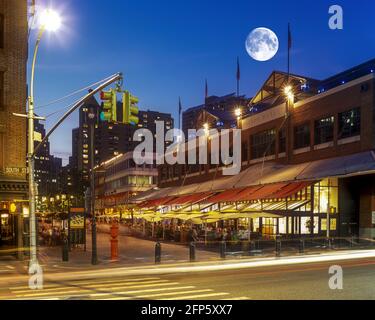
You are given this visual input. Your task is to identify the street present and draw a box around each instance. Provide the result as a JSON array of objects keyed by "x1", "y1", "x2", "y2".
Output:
[{"x1": 0, "y1": 253, "x2": 375, "y2": 300}]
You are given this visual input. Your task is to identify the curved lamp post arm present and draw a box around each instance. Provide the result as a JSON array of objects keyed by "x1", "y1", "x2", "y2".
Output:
[{"x1": 33, "y1": 72, "x2": 123, "y2": 156}]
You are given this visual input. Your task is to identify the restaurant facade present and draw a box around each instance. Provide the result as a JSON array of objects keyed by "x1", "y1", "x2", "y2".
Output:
[{"x1": 126, "y1": 59, "x2": 375, "y2": 240}]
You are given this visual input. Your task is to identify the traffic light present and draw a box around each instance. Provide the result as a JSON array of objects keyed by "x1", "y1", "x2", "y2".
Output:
[
  {"x1": 100, "y1": 89, "x2": 117, "y2": 122},
  {"x1": 123, "y1": 91, "x2": 139, "y2": 126}
]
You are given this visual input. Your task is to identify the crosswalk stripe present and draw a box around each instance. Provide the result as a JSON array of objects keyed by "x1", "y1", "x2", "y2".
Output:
[
  {"x1": 99, "y1": 289, "x2": 214, "y2": 300},
  {"x1": 164, "y1": 292, "x2": 230, "y2": 300},
  {"x1": 10, "y1": 277, "x2": 160, "y2": 290},
  {"x1": 14, "y1": 282, "x2": 181, "y2": 298},
  {"x1": 14, "y1": 285, "x2": 195, "y2": 301},
  {"x1": 91, "y1": 285, "x2": 195, "y2": 298},
  {"x1": 12, "y1": 279, "x2": 169, "y2": 294}
]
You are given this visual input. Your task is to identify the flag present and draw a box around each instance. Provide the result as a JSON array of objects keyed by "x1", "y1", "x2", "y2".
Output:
[
  {"x1": 205, "y1": 79, "x2": 208, "y2": 98},
  {"x1": 236, "y1": 57, "x2": 240, "y2": 81}
]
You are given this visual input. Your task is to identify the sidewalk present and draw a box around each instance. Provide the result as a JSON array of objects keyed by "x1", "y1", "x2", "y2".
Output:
[{"x1": 3, "y1": 229, "x2": 218, "y2": 275}]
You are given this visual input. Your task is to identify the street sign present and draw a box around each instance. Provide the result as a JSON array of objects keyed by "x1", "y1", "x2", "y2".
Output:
[{"x1": 68, "y1": 207, "x2": 86, "y2": 246}]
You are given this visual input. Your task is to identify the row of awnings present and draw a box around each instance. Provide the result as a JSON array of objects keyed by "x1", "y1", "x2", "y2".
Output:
[
  {"x1": 137, "y1": 181, "x2": 314, "y2": 209},
  {"x1": 132, "y1": 211, "x2": 283, "y2": 224}
]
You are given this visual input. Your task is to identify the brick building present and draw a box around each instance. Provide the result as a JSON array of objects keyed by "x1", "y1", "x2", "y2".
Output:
[
  {"x1": 142, "y1": 59, "x2": 375, "y2": 239},
  {"x1": 0, "y1": 1, "x2": 28, "y2": 250}
]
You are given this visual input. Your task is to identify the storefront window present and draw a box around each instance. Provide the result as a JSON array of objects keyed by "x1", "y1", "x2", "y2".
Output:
[
  {"x1": 262, "y1": 218, "x2": 277, "y2": 237},
  {"x1": 279, "y1": 217, "x2": 287, "y2": 234},
  {"x1": 253, "y1": 218, "x2": 260, "y2": 233},
  {"x1": 321, "y1": 218, "x2": 337, "y2": 231},
  {"x1": 313, "y1": 179, "x2": 338, "y2": 214}
]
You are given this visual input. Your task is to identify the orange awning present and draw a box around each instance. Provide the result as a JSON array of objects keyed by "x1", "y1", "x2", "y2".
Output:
[
  {"x1": 139, "y1": 196, "x2": 177, "y2": 208},
  {"x1": 234, "y1": 183, "x2": 288, "y2": 201},
  {"x1": 201, "y1": 188, "x2": 246, "y2": 204},
  {"x1": 263, "y1": 181, "x2": 315, "y2": 199},
  {"x1": 165, "y1": 192, "x2": 213, "y2": 206}
]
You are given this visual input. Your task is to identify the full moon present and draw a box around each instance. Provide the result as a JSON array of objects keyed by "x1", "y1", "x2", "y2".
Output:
[{"x1": 245, "y1": 27, "x2": 279, "y2": 62}]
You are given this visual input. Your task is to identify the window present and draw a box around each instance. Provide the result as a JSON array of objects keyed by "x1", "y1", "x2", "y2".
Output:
[
  {"x1": 241, "y1": 142, "x2": 248, "y2": 162},
  {"x1": 314, "y1": 116, "x2": 334, "y2": 145},
  {"x1": 0, "y1": 14, "x2": 4, "y2": 49},
  {"x1": 278, "y1": 128, "x2": 286, "y2": 153},
  {"x1": 313, "y1": 179, "x2": 338, "y2": 214},
  {"x1": 0, "y1": 133, "x2": 3, "y2": 171},
  {"x1": 294, "y1": 123, "x2": 310, "y2": 149},
  {"x1": 251, "y1": 129, "x2": 276, "y2": 160},
  {"x1": 0, "y1": 72, "x2": 3, "y2": 110},
  {"x1": 338, "y1": 107, "x2": 361, "y2": 139}
]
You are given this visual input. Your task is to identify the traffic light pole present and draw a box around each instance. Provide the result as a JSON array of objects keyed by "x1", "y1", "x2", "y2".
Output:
[{"x1": 16, "y1": 72, "x2": 123, "y2": 268}]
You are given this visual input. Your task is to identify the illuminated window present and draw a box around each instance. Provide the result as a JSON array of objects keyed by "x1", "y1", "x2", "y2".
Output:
[
  {"x1": 313, "y1": 179, "x2": 338, "y2": 214},
  {"x1": 338, "y1": 107, "x2": 361, "y2": 139},
  {"x1": 315, "y1": 116, "x2": 334, "y2": 145}
]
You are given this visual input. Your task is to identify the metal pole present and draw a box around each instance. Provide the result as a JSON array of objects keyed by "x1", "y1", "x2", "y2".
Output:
[
  {"x1": 33, "y1": 73, "x2": 122, "y2": 156},
  {"x1": 89, "y1": 108, "x2": 98, "y2": 265},
  {"x1": 28, "y1": 27, "x2": 45, "y2": 269},
  {"x1": 327, "y1": 180, "x2": 331, "y2": 240}
]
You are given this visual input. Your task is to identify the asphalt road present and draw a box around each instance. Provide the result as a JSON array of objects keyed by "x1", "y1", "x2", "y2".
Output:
[{"x1": 1, "y1": 256, "x2": 375, "y2": 300}]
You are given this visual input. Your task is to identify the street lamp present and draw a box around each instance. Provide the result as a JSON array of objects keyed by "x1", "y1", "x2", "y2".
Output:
[
  {"x1": 28, "y1": 8, "x2": 61, "y2": 269},
  {"x1": 235, "y1": 107, "x2": 242, "y2": 128}
]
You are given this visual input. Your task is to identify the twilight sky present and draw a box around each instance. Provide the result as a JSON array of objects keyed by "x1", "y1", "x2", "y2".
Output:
[{"x1": 29, "y1": 0, "x2": 375, "y2": 164}]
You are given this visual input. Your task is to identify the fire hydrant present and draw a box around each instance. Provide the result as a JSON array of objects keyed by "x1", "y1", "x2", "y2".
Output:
[{"x1": 110, "y1": 223, "x2": 119, "y2": 261}]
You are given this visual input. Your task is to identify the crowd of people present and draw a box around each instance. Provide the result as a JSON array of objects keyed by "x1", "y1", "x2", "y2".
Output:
[
  {"x1": 127, "y1": 220, "x2": 253, "y2": 243},
  {"x1": 39, "y1": 225, "x2": 63, "y2": 246}
]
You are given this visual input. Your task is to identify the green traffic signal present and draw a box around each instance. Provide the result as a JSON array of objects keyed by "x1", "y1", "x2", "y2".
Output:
[{"x1": 123, "y1": 91, "x2": 139, "y2": 126}]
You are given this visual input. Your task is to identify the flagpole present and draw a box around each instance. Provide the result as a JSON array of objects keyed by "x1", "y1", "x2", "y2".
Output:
[
  {"x1": 287, "y1": 23, "x2": 291, "y2": 80},
  {"x1": 237, "y1": 57, "x2": 240, "y2": 97},
  {"x1": 178, "y1": 97, "x2": 182, "y2": 131}
]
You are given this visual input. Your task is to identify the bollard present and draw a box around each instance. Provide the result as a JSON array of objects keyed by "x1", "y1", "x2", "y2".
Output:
[
  {"x1": 189, "y1": 242, "x2": 196, "y2": 262},
  {"x1": 110, "y1": 223, "x2": 119, "y2": 261},
  {"x1": 62, "y1": 236, "x2": 69, "y2": 262},
  {"x1": 299, "y1": 239, "x2": 305, "y2": 254},
  {"x1": 250, "y1": 241, "x2": 256, "y2": 256},
  {"x1": 242, "y1": 241, "x2": 250, "y2": 255},
  {"x1": 155, "y1": 242, "x2": 161, "y2": 264},
  {"x1": 326, "y1": 238, "x2": 332, "y2": 249},
  {"x1": 275, "y1": 235, "x2": 281, "y2": 257},
  {"x1": 220, "y1": 241, "x2": 226, "y2": 259}
]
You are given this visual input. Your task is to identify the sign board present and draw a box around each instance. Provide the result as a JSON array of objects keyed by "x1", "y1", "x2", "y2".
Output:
[
  {"x1": 34, "y1": 131, "x2": 42, "y2": 142},
  {"x1": 68, "y1": 207, "x2": 86, "y2": 246},
  {"x1": 5, "y1": 167, "x2": 27, "y2": 176}
]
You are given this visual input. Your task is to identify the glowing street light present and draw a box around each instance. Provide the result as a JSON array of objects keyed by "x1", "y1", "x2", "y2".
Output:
[
  {"x1": 39, "y1": 9, "x2": 62, "y2": 32},
  {"x1": 235, "y1": 107, "x2": 243, "y2": 129},
  {"x1": 235, "y1": 108, "x2": 242, "y2": 118},
  {"x1": 284, "y1": 85, "x2": 294, "y2": 103},
  {"x1": 26, "y1": 7, "x2": 62, "y2": 270}
]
